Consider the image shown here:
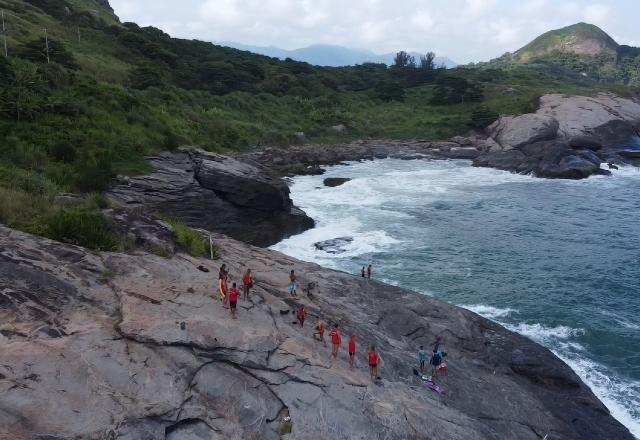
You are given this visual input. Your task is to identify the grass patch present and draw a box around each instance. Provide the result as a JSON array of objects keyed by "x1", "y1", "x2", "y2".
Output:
[
  {"x1": 40, "y1": 207, "x2": 120, "y2": 251},
  {"x1": 162, "y1": 216, "x2": 215, "y2": 258}
]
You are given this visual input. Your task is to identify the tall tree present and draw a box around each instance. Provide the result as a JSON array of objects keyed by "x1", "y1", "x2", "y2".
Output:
[
  {"x1": 419, "y1": 52, "x2": 436, "y2": 71},
  {"x1": 393, "y1": 51, "x2": 416, "y2": 68}
]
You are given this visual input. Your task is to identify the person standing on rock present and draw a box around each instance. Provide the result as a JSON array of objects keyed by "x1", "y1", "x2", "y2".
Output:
[
  {"x1": 218, "y1": 264, "x2": 229, "y2": 306},
  {"x1": 242, "y1": 268, "x2": 253, "y2": 301},
  {"x1": 361, "y1": 266, "x2": 366, "y2": 278},
  {"x1": 229, "y1": 282, "x2": 238, "y2": 319},
  {"x1": 329, "y1": 324, "x2": 341, "y2": 360},
  {"x1": 367, "y1": 345, "x2": 379, "y2": 380},
  {"x1": 348, "y1": 335, "x2": 356, "y2": 370},
  {"x1": 418, "y1": 345, "x2": 427, "y2": 373},
  {"x1": 289, "y1": 270, "x2": 297, "y2": 296},
  {"x1": 297, "y1": 306, "x2": 306, "y2": 327},
  {"x1": 367, "y1": 264, "x2": 372, "y2": 279},
  {"x1": 313, "y1": 318, "x2": 326, "y2": 345}
]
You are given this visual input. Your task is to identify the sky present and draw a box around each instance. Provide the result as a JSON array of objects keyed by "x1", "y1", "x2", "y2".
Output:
[{"x1": 109, "y1": 0, "x2": 640, "y2": 63}]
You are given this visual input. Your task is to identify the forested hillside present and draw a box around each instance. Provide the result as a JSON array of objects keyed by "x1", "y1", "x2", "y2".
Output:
[{"x1": 0, "y1": 0, "x2": 633, "y2": 249}]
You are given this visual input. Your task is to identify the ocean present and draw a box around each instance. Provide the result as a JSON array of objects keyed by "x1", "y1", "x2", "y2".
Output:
[{"x1": 272, "y1": 158, "x2": 640, "y2": 438}]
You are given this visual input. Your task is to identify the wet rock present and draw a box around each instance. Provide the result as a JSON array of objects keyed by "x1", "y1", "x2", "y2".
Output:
[
  {"x1": 323, "y1": 177, "x2": 351, "y2": 187},
  {"x1": 313, "y1": 237, "x2": 354, "y2": 254}
]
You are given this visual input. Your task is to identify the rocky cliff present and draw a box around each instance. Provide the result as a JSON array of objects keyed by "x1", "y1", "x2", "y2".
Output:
[
  {"x1": 0, "y1": 222, "x2": 634, "y2": 440},
  {"x1": 473, "y1": 93, "x2": 640, "y2": 178},
  {"x1": 107, "y1": 149, "x2": 313, "y2": 247}
]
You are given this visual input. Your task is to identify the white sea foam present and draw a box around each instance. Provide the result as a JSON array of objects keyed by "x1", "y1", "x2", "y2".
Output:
[
  {"x1": 460, "y1": 304, "x2": 517, "y2": 319},
  {"x1": 277, "y1": 157, "x2": 640, "y2": 437}
]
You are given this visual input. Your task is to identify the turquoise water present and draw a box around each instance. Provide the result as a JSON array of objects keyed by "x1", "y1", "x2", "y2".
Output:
[{"x1": 273, "y1": 159, "x2": 640, "y2": 437}]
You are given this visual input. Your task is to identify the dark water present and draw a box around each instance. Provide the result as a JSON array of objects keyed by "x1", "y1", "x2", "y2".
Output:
[{"x1": 274, "y1": 159, "x2": 640, "y2": 437}]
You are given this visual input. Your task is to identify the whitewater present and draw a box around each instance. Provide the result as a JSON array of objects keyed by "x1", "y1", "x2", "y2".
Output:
[{"x1": 272, "y1": 158, "x2": 640, "y2": 438}]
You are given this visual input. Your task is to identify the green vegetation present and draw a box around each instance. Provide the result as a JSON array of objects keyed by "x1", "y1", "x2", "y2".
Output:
[
  {"x1": 162, "y1": 216, "x2": 216, "y2": 258},
  {"x1": 0, "y1": 2, "x2": 635, "y2": 250},
  {"x1": 478, "y1": 23, "x2": 640, "y2": 87}
]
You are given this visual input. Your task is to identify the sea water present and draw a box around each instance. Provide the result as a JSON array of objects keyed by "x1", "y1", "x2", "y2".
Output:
[{"x1": 272, "y1": 158, "x2": 640, "y2": 437}]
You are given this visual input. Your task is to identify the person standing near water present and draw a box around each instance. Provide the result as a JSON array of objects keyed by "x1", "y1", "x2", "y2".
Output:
[
  {"x1": 228, "y1": 282, "x2": 239, "y2": 319},
  {"x1": 242, "y1": 268, "x2": 253, "y2": 301},
  {"x1": 418, "y1": 345, "x2": 427, "y2": 373},
  {"x1": 367, "y1": 264, "x2": 372, "y2": 279},
  {"x1": 367, "y1": 345, "x2": 379, "y2": 380},
  {"x1": 361, "y1": 266, "x2": 366, "y2": 278},
  {"x1": 348, "y1": 335, "x2": 356, "y2": 370},
  {"x1": 313, "y1": 318, "x2": 326, "y2": 345},
  {"x1": 329, "y1": 324, "x2": 341, "y2": 360},
  {"x1": 218, "y1": 264, "x2": 228, "y2": 306},
  {"x1": 289, "y1": 270, "x2": 297, "y2": 296},
  {"x1": 296, "y1": 306, "x2": 306, "y2": 327}
]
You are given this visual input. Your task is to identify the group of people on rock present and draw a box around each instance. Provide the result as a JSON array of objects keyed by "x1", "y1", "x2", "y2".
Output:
[{"x1": 216, "y1": 263, "x2": 445, "y2": 383}]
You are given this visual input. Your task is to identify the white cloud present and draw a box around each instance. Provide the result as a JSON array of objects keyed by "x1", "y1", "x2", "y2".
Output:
[
  {"x1": 108, "y1": 0, "x2": 637, "y2": 63},
  {"x1": 583, "y1": 3, "x2": 611, "y2": 25}
]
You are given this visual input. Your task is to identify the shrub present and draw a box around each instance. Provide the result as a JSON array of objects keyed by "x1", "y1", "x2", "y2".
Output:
[
  {"x1": 163, "y1": 217, "x2": 211, "y2": 257},
  {"x1": 41, "y1": 208, "x2": 120, "y2": 251},
  {"x1": 469, "y1": 106, "x2": 499, "y2": 129}
]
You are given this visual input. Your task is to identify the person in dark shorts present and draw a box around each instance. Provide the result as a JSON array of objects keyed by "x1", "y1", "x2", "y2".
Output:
[
  {"x1": 229, "y1": 282, "x2": 238, "y2": 319},
  {"x1": 367, "y1": 345, "x2": 378, "y2": 380},
  {"x1": 348, "y1": 335, "x2": 356, "y2": 370},
  {"x1": 367, "y1": 264, "x2": 372, "y2": 279},
  {"x1": 361, "y1": 266, "x2": 366, "y2": 277},
  {"x1": 242, "y1": 268, "x2": 253, "y2": 301},
  {"x1": 289, "y1": 270, "x2": 297, "y2": 296}
]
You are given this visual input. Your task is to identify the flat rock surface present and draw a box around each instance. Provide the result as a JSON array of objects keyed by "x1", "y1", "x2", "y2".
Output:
[{"x1": 0, "y1": 225, "x2": 633, "y2": 440}]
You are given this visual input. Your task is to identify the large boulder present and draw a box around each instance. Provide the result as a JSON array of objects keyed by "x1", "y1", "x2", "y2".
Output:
[
  {"x1": 488, "y1": 114, "x2": 559, "y2": 150},
  {"x1": 107, "y1": 151, "x2": 314, "y2": 247},
  {"x1": 537, "y1": 93, "x2": 640, "y2": 147}
]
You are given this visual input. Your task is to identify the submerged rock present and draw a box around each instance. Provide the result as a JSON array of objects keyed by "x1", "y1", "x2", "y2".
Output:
[
  {"x1": 313, "y1": 236, "x2": 354, "y2": 253},
  {"x1": 323, "y1": 177, "x2": 351, "y2": 187}
]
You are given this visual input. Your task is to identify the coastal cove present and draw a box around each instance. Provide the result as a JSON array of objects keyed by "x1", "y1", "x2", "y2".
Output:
[{"x1": 273, "y1": 158, "x2": 640, "y2": 438}]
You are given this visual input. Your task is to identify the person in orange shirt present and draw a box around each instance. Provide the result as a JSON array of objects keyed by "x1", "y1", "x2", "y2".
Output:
[
  {"x1": 329, "y1": 324, "x2": 341, "y2": 360},
  {"x1": 296, "y1": 306, "x2": 306, "y2": 327},
  {"x1": 367, "y1": 345, "x2": 378, "y2": 380},
  {"x1": 242, "y1": 268, "x2": 253, "y2": 301},
  {"x1": 348, "y1": 335, "x2": 356, "y2": 370},
  {"x1": 218, "y1": 264, "x2": 228, "y2": 307}
]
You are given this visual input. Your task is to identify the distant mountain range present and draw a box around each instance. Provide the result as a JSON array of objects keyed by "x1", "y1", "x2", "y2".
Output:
[{"x1": 218, "y1": 42, "x2": 457, "y2": 68}]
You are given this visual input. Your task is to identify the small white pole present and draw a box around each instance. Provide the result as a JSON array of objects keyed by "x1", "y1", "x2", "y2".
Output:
[
  {"x1": 1, "y1": 10, "x2": 7, "y2": 57},
  {"x1": 209, "y1": 235, "x2": 214, "y2": 260},
  {"x1": 44, "y1": 28, "x2": 50, "y2": 63}
]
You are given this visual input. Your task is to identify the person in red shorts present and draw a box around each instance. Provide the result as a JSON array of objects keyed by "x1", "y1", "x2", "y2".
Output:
[
  {"x1": 329, "y1": 324, "x2": 341, "y2": 360},
  {"x1": 348, "y1": 335, "x2": 356, "y2": 370},
  {"x1": 228, "y1": 282, "x2": 238, "y2": 319},
  {"x1": 296, "y1": 306, "x2": 306, "y2": 327},
  {"x1": 367, "y1": 345, "x2": 378, "y2": 380}
]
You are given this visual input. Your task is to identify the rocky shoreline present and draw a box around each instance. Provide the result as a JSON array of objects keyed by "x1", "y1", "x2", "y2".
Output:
[
  {"x1": 0, "y1": 223, "x2": 635, "y2": 439},
  {"x1": 6, "y1": 92, "x2": 634, "y2": 438}
]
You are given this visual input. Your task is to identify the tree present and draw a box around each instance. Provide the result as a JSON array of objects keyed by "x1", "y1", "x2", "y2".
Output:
[
  {"x1": 469, "y1": 106, "x2": 499, "y2": 129},
  {"x1": 18, "y1": 38, "x2": 79, "y2": 69},
  {"x1": 0, "y1": 60, "x2": 47, "y2": 121},
  {"x1": 430, "y1": 75, "x2": 483, "y2": 105},
  {"x1": 393, "y1": 51, "x2": 416, "y2": 68},
  {"x1": 419, "y1": 52, "x2": 436, "y2": 71}
]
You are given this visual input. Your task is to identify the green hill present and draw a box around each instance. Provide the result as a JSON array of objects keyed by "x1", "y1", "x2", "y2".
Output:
[
  {"x1": 0, "y1": 1, "x2": 632, "y2": 248},
  {"x1": 514, "y1": 23, "x2": 618, "y2": 62},
  {"x1": 482, "y1": 23, "x2": 640, "y2": 86}
]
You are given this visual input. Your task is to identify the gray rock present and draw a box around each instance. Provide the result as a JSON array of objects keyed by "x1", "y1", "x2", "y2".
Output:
[
  {"x1": 0, "y1": 226, "x2": 633, "y2": 440},
  {"x1": 323, "y1": 177, "x2": 351, "y2": 187},
  {"x1": 313, "y1": 237, "x2": 354, "y2": 254},
  {"x1": 488, "y1": 114, "x2": 559, "y2": 150},
  {"x1": 331, "y1": 124, "x2": 347, "y2": 133}
]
